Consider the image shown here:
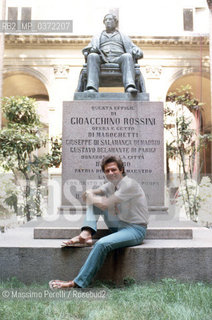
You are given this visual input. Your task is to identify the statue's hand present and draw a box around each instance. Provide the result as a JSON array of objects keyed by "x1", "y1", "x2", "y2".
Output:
[
  {"x1": 132, "y1": 48, "x2": 143, "y2": 59},
  {"x1": 89, "y1": 47, "x2": 99, "y2": 54}
]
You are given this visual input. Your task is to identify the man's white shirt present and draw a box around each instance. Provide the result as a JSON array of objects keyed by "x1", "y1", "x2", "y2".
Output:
[{"x1": 99, "y1": 176, "x2": 149, "y2": 225}]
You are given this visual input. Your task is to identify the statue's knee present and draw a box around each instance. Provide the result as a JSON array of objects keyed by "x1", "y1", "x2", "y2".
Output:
[
  {"x1": 121, "y1": 52, "x2": 133, "y2": 60},
  {"x1": 119, "y1": 53, "x2": 134, "y2": 66},
  {"x1": 87, "y1": 53, "x2": 100, "y2": 62}
]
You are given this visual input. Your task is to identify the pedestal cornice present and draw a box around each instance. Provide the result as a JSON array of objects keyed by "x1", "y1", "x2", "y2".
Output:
[{"x1": 5, "y1": 34, "x2": 209, "y2": 49}]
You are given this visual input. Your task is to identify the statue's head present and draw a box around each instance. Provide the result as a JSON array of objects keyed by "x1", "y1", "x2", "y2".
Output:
[{"x1": 103, "y1": 13, "x2": 118, "y2": 29}]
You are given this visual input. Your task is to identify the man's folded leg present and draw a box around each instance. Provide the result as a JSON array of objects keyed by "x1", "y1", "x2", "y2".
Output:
[{"x1": 81, "y1": 205, "x2": 102, "y2": 234}]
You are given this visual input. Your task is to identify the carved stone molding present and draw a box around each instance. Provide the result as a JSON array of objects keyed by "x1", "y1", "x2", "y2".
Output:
[
  {"x1": 145, "y1": 65, "x2": 162, "y2": 78},
  {"x1": 182, "y1": 67, "x2": 194, "y2": 76},
  {"x1": 5, "y1": 34, "x2": 209, "y2": 49},
  {"x1": 53, "y1": 65, "x2": 69, "y2": 79}
]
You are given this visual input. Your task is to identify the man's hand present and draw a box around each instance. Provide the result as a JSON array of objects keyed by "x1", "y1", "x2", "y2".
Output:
[
  {"x1": 83, "y1": 190, "x2": 106, "y2": 209},
  {"x1": 82, "y1": 190, "x2": 92, "y2": 202},
  {"x1": 83, "y1": 190, "x2": 95, "y2": 205},
  {"x1": 83, "y1": 190, "x2": 121, "y2": 213},
  {"x1": 82, "y1": 188, "x2": 105, "y2": 202}
]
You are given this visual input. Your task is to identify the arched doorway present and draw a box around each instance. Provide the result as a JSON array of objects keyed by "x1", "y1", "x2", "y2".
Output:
[
  {"x1": 2, "y1": 71, "x2": 52, "y2": 218},
  {"x1": 3, "y1": 72, "x2": 49, "y2": 123},
  {"x1": 166, "y1": 72, "x2": 211, "y2": 176}
]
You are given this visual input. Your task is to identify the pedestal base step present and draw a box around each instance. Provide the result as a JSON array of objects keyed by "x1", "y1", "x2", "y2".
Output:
[
  {"x1": 34, "y1": 227, "x2": 193, "y2": 240},
  {"x1": 1, "y1": 227, "x2": 211, "y2": 284}
]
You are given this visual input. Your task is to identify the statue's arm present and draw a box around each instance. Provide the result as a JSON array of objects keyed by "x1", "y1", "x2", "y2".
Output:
[
  {"x1": 130, "y1": 38, "x2": 143, "y2": 61},
  {"x1": 123, "y1": 34, "x2": 143, "y2": 61},
  {"x1": 82, "y1": 35, "x2": 100, "y2": 61}
]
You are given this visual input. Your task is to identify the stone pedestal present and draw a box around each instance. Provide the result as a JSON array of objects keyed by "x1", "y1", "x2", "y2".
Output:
[{"x1": 61, "y1": 95, "x2": 166, "y2": 213}]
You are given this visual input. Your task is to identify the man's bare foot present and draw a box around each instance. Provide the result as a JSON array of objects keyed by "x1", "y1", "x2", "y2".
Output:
[
  {"x1": 49, "y1": 280, "x2": 77, "y2": 290},
  {"x1": 62, "y1": 229, "x2": 92, "y2": 247}
]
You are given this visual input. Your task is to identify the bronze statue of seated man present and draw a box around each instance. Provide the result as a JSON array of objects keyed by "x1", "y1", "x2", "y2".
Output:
[{"x1": 82, "y1": 13, "x2": 143, "y2": 95}]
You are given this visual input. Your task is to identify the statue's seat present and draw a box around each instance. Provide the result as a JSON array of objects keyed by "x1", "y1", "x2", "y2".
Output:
[{"x1": 76, "y1": 63, "x2": 146, "y2": 92}]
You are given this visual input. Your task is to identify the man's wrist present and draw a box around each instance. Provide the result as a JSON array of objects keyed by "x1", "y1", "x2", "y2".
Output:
[
  {"x1": 85, "y1": 190, "x2": 95, "y2": 204},
  {"x1": 85, "y1": 190, "x2": 93, "y2": 197}
]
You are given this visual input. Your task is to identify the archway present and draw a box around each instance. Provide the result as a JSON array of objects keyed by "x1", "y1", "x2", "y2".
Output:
[
  {"x1": 3, "y1": 72, "x2": 49, "y2": 124},
  {"x1": 2, "y1": 72, "x2": 50, "y2": 159},
  {"x1": 166, "y1": 73, "x2": 211, "y2": 175}
]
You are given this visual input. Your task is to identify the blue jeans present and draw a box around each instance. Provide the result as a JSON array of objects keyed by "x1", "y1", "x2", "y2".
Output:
[{"x1": 74, "y1": 205, "x2": 147, "y2": 288}]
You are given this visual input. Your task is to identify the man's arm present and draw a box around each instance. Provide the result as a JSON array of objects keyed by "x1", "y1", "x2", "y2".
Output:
[
  {"x1": 82, "y1": 188, "x2": 104, "y2": 202},
  {"x1": 84, "y1": 190, "x2": 121, "y2": 211}
]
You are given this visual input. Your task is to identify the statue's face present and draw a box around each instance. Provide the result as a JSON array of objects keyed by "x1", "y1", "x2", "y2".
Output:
[{"x1": 104, "y1": 15, "x2": 116, "y2": 31}]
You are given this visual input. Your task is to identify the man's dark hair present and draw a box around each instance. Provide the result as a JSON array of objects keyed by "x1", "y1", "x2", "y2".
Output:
[
  {"x1": 103, "y1": 14, "x2": 118, "y2": 27},
  {"x1": 101, "y1": 155, "x2": 126, "y2": 176}
]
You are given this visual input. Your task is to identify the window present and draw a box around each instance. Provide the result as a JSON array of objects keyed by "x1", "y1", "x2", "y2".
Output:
[
  {"x1": 8, "y1": 7, "x2": 31, "y2": 21},
  {"x1": 21, "y1": 7, "x2": 31, "y2": 21},
  {"x1": 8, "y1": 7, "x2": 18, "y2": 21},
  {"x1": 183, "y1": 8, "x2": 193, "y2": 31}
]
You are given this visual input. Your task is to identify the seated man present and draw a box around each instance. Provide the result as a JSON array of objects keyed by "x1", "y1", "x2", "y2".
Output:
[
  {"x1": 49, "y1": 155, "x2": 149, "y2": 289},
  {"x1": 83, "y1": 13, "x2": 143, "y2": 95}
]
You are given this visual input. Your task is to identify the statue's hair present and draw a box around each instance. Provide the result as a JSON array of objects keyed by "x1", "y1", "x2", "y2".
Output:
[{"x1": 103, "y1": 13, "x2": 118, "y2": 26}]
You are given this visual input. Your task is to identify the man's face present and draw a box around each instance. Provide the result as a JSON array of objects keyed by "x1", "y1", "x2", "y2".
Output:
[
  {"x1": 104, "y1": 15, "x2": 116, "y2": 32},
  {"x1": 104, "y1": 162, "x2": 123, "y2": 184}
]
